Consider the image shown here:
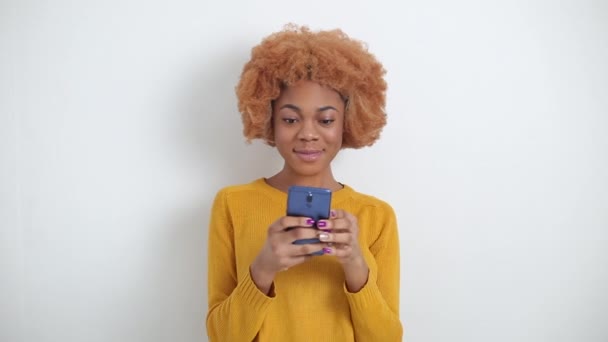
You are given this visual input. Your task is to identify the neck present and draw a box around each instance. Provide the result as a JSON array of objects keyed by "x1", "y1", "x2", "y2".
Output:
[{"x1": 266, "y1": 166, "x2": 342, "y2": 193}]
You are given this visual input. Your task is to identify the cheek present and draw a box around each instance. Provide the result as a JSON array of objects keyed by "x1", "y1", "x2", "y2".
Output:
[
  {"x1": 273, "y1": 127, "x2": 288, "y2": 143},
  {"x1": 273, "y1": 127, "x2": 294, "y2": 151},
  {"x1": 326, "y1": 127, "x2": 344, "y2": 145}
]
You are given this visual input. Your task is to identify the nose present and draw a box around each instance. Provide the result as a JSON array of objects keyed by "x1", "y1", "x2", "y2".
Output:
[{"x1": 297, "y1": 120, "x2": 319, "y2": 141}]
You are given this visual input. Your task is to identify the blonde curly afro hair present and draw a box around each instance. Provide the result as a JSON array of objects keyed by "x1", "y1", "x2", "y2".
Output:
[{"x1": 236, "y1": 24, "x2": 387, "y2": 149}]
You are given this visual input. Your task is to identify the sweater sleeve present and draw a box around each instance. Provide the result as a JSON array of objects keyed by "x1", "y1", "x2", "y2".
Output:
[
  {"x1": 344, "y1": 202, "x2": 403, "y2": 341},
  {"x1": 206, "y1": 189, "x2": 274, "y2": 341}
]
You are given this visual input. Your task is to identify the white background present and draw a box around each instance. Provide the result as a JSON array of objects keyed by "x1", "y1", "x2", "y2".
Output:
[{"x1": 1, "y1": 0, "x2": 607, "y2": 341}]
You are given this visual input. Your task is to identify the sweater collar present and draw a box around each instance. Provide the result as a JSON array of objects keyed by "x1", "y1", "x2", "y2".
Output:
[{"x1": 255, "y1": 178, "x2": 353, "y2": 205}]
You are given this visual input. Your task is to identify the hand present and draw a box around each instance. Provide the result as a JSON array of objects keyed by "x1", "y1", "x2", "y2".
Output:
[
  {"x1": 315, "y1": 209, "x2": 364, "y2": 264},
  {"x1": 250, "y1": 216, "x2": 323, "y2": 294},
  {"x1": 316, "y1": 209, "x2": 370, "y2": 292}
]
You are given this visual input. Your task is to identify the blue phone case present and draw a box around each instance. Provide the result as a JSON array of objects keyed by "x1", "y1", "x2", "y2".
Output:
[{"x1": 286, "y1": 186, "x2": 332, "y2": 255}]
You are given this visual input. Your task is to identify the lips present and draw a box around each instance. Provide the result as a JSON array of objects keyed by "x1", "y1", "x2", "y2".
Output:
[{"x1": 293, "y1": 149, "x2": 323, "y2": 162}]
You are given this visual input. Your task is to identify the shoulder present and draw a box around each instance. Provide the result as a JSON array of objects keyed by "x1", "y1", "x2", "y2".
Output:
[
  {"x1": 215, "y1": 180, "x2": 261, "y2": 197},
  {"x1": 214, "y1": 178, "x2": 269, "y2": 195},
  {"x1": 212, "y1": 178, "x2": 280, "y2": 205},
  {"x1": 348, "y1": 187, "x2": 394, "y2": 210},
  {"x1": 342, "y1": 187, "x2": 398, "y2": 242},
  {"x1": 341, "y1": 186, "x2": 396, "y2": 218}
]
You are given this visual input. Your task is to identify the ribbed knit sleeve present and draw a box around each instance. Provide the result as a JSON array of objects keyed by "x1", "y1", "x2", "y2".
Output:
[
  {"x1": 206, "y1": 189, "x2": 274, "y2": 342},
  {"x1": 345, "y1": 201, "x2": 403, "y2": 341}
]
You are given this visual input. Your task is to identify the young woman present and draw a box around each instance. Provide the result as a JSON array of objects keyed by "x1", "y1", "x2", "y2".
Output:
[{"x1": 206, "y1": 25, "x2": 402, "y2": 341}]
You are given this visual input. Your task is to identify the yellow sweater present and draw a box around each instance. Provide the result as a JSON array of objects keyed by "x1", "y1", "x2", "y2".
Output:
[{"x1": 206, "y1": 178, "x2": 402, "y2": 341}]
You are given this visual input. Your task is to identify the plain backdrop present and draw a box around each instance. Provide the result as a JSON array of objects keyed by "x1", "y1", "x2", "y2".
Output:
[{"x1": 1, "y1": 0, "x2": 607, "y2": 341}]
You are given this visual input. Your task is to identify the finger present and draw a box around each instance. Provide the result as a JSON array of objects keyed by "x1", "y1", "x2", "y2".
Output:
[
  {"x1": 285, "y1": 254, "x2": 314, "y2": 268},
  {"x1": 329, "y1": 209, "x2": 345, "y2": 219},
  {"x1": 287, "y1": 242, "x2": 326, "y2": 257},
  {"x1": 285, "y1": 227, "x2": 320, "y2": 242},
  {"x1": 333, "y1": 209, "x2": 359, "y2": 225},
  {"x1": 336, "y1": 209, "x2": 358, "y2": 226},
  {"x1": 269, "y1": 216, "x2": 315, "y2": 233},
  {"x1": 317, "y1": 217, "x2": 350, "y2": 231},
  {"x1": 317, "y1": 230, "x2": 352, "y2": 244},
  {"x1": 321, "y1": 244, "x2": 351, "y2": 257},
  {"x1": 270, "y1": 228, "x2": 322, "y2": 258}
]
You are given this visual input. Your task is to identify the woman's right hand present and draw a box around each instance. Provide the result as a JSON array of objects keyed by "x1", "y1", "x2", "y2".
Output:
[{"x1": 250, "y1": 216, "x2": 323, "y2": 294}]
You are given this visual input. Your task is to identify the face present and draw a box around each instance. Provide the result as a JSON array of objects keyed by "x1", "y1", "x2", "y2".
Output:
[{"x1": 272, "y1": 80, "x2": 345, "y2": 178}]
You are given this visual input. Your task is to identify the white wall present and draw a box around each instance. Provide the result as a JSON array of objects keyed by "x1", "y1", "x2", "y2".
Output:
[{"x1": 1, "y1": 0, "x2": 607, "y2": 341}]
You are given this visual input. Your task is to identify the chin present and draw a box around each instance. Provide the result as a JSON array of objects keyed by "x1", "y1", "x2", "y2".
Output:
[{"x1": 287, "y1": 163, "x2": 327, "y2": 177}]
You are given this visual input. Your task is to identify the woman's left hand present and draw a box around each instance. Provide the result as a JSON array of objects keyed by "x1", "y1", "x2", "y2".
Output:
[
  {"x1": 316, "y1": 209, "x2": 364, "y2": 265},
  {"x1": 317, "y1": 210, "x2": 363, "y2": 264},
  {"x1": 317, "y1": 209, "x2": 369, "y2": 292}
]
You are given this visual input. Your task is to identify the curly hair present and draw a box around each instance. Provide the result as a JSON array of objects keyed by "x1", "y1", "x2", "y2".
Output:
[{"x1": 236, "y1": 24, "x2": 387, "y2": 149}]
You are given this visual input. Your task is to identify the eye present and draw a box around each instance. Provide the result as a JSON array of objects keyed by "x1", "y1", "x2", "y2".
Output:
[
  {"x1": 282, "y1": 118, "x2": 298, "y2": 124},
  {"x1": 319, "y1": 119, "x2": 335, "y2": 125}
]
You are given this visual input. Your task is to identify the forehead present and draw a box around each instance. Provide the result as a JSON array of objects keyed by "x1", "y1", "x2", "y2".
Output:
[{"x1": 275, "y1": 80, "x2": 344, "y2": 105}]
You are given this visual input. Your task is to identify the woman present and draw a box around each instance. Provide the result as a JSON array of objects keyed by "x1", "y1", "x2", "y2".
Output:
[{"x1": 206, "y1": 25, "x2": 402, "y2": 341}]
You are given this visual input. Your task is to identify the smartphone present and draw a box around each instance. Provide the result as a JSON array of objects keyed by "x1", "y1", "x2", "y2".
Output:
[{"x1": 286, "y1": 186, "x2": 332, "y2": 254}]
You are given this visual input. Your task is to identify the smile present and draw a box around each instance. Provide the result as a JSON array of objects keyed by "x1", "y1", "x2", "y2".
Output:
[{"x1": 294, "y1": 149, "x2": 323, "y2": 162}]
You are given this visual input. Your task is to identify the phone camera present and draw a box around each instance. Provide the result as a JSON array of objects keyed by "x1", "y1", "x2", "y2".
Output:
[{"x1": 306, "y1": 192, "x2": 313, "y2": 203}]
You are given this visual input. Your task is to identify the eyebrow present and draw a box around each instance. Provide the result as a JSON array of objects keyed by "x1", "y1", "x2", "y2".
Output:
[{"x1": 279, "y1": 104, "x2": 339, "y2": 113}]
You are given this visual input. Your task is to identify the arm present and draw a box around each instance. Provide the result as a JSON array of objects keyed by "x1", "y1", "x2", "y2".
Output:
[
  {"x1": 345, "y1": 203, "x2": 403, "y2": 341},
  {"x1": 205, "y1": 190, "x2": 274, "y2": 341}
]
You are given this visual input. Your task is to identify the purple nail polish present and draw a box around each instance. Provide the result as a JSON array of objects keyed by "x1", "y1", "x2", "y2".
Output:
[
  {"x1": 306, "y1": 219, "x2": 315, "y2": 225},
  {"x1": 330, "y1": 210, "x2": 336, "y2": 217},
  {"x1": 323, "y1": 247, "x2": 332, "y2": 254},
  {"x1": 317, "y1": 221, "x2": 327, "y2": 228}
]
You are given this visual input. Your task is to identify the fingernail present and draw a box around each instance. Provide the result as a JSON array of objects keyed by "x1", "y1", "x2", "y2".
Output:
[
  {"x1": 330, "y1": 210, "x2": 336, "y2": 217},
  {"x1": 318, "y1": 232, "x2": 330, "y2": 241},
  {"x1": 306, "y1": 219, "x2": 315, "y2": 225},
  {"x1": 317, "y1": 221, "x2": 327, "y2": 228},
  {"x1": 323, "y1": 247, "x2": 332, "y2": 254}
]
